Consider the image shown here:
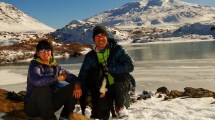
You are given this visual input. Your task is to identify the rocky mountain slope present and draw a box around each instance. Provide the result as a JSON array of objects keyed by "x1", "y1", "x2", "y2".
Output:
[
  {"x1": 0, "y1": 2, "x2": 54, "y2": 32},
  {"x1": 51, "y1": 20, "x2": 132, "y2": 43},
  {"x1": 85, "y1": 0, "x2": 215, "y2": 29},
  {"x1": 52, "y1": 0, "x2": 215, "y2": 44},
  {"x1": 1, "y1": 0, "x2": 215, "y2": 64},
  {"x1": 0, "y1": 2, "x2": 91, "y2": 65}
]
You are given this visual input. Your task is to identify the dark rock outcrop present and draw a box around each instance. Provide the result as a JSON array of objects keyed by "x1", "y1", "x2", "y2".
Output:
[
  {"x1": 155, "y1": 86, "x2": 215, "y2": 101},
  {"x1": 183, "y1": 87, "x2": 214, "y2": 98},
  {"x1": 156, "y1": 86, "x2": 170, "y2": 95},
  {"x1": 0, "y1": 89, "x2": 23, "y2": 113}
]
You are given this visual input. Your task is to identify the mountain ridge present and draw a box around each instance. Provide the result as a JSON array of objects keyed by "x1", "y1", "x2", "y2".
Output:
[
  {"x1": 0, "y1": 2, "x2": 54, "y2": 32},
  {"x1": 52, "y1": 0, "x2": 215, "y2": 43},
  {"x1": 1, "y1": 0, "x2": 215, "y2": 44},
  {"x1": 84, "y1": 0, "x2": 215, "y2": 29}
]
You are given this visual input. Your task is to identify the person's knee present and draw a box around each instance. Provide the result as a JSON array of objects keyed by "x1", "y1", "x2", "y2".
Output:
[
  {"x1": 25, "y1": 112, "x2": 39, "y2": 118},
  {"x1": 64, "y1": 84, "x2": 73, "y2": 91},
  {"x1": 33, "y1": 86, "x2": 52, "y2": 96},
  {"x1": 32, "y1": 87, "x2": 53, "y2": 104}
]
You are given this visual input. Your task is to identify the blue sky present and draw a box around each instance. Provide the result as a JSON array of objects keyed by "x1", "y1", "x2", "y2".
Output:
[{"x1": 2, "y1": 0, "x2": 215, "y2": 29}]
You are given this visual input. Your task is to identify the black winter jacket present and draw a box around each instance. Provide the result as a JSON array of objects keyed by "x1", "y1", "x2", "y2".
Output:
[{"x1": 78, "y1": 38, "x2": 134, "y2": 91}]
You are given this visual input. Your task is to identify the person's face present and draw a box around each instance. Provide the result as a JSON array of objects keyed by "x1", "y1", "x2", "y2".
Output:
[
  {"x1": 94, "y1": 33, "x2": 108, "y2": 50},
  {"x1": 36, "y1": 49, "x2": 51, "y2": 62}
]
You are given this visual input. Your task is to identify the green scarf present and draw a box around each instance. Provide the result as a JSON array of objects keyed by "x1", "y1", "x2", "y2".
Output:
[
  {"x1": 97, "y1": 48, "x2": 114, "y2": 85},
  {"x1": 35, "y1": 57, "x2": 57, "y2": 66}
]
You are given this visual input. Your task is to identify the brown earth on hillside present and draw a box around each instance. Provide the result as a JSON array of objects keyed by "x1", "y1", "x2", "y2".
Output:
[{"x1": 0, "y1": 34, "x2": 93, "y2": 65}]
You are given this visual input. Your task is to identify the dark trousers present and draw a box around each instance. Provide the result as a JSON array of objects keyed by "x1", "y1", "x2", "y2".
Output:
[
  {"x1": 24, "y1": 85, "x2": 77, "y2": 119},
  {"x1": 79, "y1": 88, "x2": 88, "y2": 115},
  {"x1": 108, "y1": 80, "x2": 130, "y2": 111},
  {"x1": 90, "y1": 89, "x2": 110, "y2": 120}
]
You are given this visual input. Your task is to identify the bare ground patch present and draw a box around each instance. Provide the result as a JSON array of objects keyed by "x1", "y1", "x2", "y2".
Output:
[{"x1": 0, "y1": 36, "x2": 92, "y2": 65}]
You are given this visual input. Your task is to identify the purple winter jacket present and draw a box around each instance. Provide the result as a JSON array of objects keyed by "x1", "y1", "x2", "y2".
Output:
[{"x1": 25, "y1": 59, "x2": 78, "y2": 101}]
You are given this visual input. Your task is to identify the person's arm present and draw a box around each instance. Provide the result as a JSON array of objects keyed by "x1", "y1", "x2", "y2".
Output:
[
  {"x1": 57, "y1": 65, "x2": 78, "y2": 83},
  {"x1": 57, "y1": 65, "x2": 82, "y2": 98},
  {"x1": 28, "y1": 62, "x2": 57, "y2": 87},
  {"x1": 130, "y1": 74, "x2": 136, "y2": 87},
  {"x1": 108, "y1": 45, "x2": 134, "y2": 74},
  {"x1": 78, "y1": 53, "x2": 93, "y2": 86},
  {"x1": 77, "y1": 52, "x2": 96, "y2": 97},
  {"x1": 75, "y1": 54, "x2": 94, "y2": 99}
]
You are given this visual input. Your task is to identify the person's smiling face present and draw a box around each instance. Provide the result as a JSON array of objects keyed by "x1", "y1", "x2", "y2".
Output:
[
  {"x1": 37, "y1": 49, "x2": 51, "y2": 62},
  {"x1": 94, "y1": 33, "x2": 108, "y2": 51}
]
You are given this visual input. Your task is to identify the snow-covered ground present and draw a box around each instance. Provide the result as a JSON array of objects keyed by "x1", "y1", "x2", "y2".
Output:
[{"x1": 0, "y1": 58, "x2": 215, "y2": 119}]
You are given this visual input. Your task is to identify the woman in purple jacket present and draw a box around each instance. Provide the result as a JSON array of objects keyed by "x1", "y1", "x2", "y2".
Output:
[{"x1": 24, "y1": 40, "x2": 82, "y2": 120}]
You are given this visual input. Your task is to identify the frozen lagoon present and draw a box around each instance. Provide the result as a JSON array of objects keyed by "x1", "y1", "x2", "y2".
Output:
[
  {"x1": 1, "y1": 40, "x2": 215, "y2": 92},
  {"x1": 1, "y1": 58, "x2": 215, "y2": 93}
]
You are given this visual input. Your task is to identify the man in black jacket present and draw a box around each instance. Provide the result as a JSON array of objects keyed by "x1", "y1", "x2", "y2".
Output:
[{"x1": 78, "y1": 25, "x2": 134, "y2": 119}]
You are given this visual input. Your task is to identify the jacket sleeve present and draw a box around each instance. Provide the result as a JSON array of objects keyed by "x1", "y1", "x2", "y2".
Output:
[
  {"x1": 78, "y1": 53, "x2": 92, "y2": 85},
  {"x1": 58, "y1": 65, "x2": 79, "y2": 84},
  {"x1": 108, "y1": 45, "x2": 134, "y2": 74},
  {"x1": 28, "y1": 63, "x2": 57, "y2": 87}
]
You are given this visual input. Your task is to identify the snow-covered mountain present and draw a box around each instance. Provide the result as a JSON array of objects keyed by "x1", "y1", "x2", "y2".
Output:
[
  {"x1": 51, "y1": 20, "x2": 131, "y2": 43},
  {"x1": 85, "y1": 0, "x2": 215, "y2": 29},
  {"x1": 172, "y1": 22, "x2": 215, "y2": 38},
  {"x1": 52, "y1": 0, "x2": 215, "y2": 44},
  {"x1": 0, "y1": 2, "x2": 54, "y2": 33}
]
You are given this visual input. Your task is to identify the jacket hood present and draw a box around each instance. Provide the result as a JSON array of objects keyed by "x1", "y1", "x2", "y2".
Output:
[{"x1": 108, "y1": 38, "x2": 117, "y2": 46}]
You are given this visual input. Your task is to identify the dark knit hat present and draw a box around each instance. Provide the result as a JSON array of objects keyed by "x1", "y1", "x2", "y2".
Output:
[
  {"x1": 92, "y1": 25, "x2": 108, "y2": 39},
  {"x1": 34, "y1": 40, "x2": 54, "y2": 59},
  {"x1": 36, "y1": 40, "x2": 53, "y2": 52}
]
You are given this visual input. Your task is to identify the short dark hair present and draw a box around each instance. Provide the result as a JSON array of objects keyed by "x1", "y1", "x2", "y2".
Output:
[{"x1": 34, "y1": 40, "x2": 54, "y2": 59}]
